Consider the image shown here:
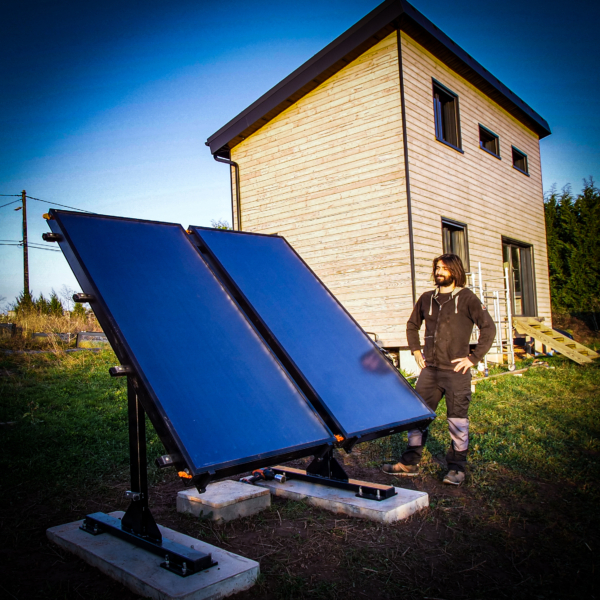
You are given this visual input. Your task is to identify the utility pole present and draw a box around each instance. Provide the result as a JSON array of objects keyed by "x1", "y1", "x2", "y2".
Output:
[{"x1": 21, "y1": 190, "x2": 29, "y2": 296}]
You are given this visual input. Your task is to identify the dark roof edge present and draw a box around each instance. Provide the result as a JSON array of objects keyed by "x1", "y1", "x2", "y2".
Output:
[
  {"x1": 400, "y1": 2, "x2": 550, "y2": 138},
  {"x1": 206, "y1": 0, "x2": 550, "y2": 154}
]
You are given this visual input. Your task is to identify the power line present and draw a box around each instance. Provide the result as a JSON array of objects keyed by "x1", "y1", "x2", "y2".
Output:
[
  {"x1": 1, "y1": 194, "x2": 94, "y2": 213},
  {"x1": 0, "y1": 242, "x2": 61, "y2": 253},
  {"x1": 26, "y1": 195, "x2": 94, "y2": 213},
  {"x1": 0, "y1": 199, "x2": 21, "y2": 209}
]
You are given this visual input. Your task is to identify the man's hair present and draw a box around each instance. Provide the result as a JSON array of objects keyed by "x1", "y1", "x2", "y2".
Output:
[{"x1": 432, "y1": 254, "x2": 467, "y2": 288}]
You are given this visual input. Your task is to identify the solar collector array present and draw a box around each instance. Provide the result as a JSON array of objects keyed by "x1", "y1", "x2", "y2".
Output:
[
  {"x1": 48, "y1": 210, "x2": 434, "y2": 483},
  {"x1": 49, "y1": 212, "x2": 334, "y2": 476}
]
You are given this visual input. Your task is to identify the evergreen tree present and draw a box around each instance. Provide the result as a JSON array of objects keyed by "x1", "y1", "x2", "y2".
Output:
[
  {"x1": 545, "y1": 178, "x2": 600, "y2": 329},
  {"x1": 14, "y1": 291, "x2": 34, "y2": 315},
  {"x1": 49, "y1": 290, "x2": 64, "y2": 317},
  {"x1": 71, "y1": 302, "x2": 87, "y2": 319},
  {"x1": 34, "y1": 293, "x2": 50, "y2": 314}
]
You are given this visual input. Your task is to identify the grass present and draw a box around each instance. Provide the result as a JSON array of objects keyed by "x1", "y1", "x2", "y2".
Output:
[
  {"x1": 366, "y1": 357, "x2": 600, "y2": 498},
  {"x1": 1, "y1": 308, "x2": 100, "y2": 336},
  {"x1": 1, "y1": 347, "x2": 599, "y2": 599},
  {"x1": 0, "y1": 350, "x2": 164, "y2": 506}
]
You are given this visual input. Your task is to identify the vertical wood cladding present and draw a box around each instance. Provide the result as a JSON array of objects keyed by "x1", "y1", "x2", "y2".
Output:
[
  {"x1": 229, "y1": 30, "x2": 551, "y2": 347},
  {"x1": 399, "y1": 32, "x2": 551, "y2": 326},
  {"x1": 231, "y1": 33, "x2": 411, "y2": 347}
]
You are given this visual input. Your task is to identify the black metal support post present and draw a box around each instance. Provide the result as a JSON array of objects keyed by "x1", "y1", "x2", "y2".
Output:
[
  {"x1": 121, "y1": 378, "x2": 162, "y2": 543},
  {"x1": 80, "y1": 377, "x2": 217, "y2": 576}
]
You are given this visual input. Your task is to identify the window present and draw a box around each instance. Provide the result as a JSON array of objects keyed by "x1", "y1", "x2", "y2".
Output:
[
  {"x1": 442, "y1": 218, "x2": 469, "y2": 271},
  {"x1": 512, "y1": 146, "x2": 528, "y2": 175},
  {"x1": 479, "y1": 125, "x2": 500, "y2": 157},
  {"x1": 433, "y1": 80, "x2": 461, "y2": 150},
  {"x1": 502, "y1": 239, "x2": 536, "y2": 316}
]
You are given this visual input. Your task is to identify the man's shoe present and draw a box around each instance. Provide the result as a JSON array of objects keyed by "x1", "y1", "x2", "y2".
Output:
[
  {"x1": 382, "y1": 462, "x2": 420, "y2": 476},
  {"x1": 443, "y1": 470, "x2": 465, "y2": 485}
]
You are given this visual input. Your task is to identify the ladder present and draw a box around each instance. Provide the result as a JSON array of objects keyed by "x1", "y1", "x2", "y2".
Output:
[
  {"x1": 513, "y1": 317, "x2": 599, "y2": 365},
  {"x1": 467, "y1": 264, "x2": 516, "y2": 370}
]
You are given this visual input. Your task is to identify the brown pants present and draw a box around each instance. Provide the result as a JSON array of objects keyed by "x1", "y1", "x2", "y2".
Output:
[{"x1": 401, "y1": 367, "x2": 471, "y2": 472}]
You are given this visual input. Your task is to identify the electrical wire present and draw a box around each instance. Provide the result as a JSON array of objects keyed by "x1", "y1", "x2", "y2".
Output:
[
  {"x1": 1, "y1": 194, "x2": 93, "y2": 212},
  {"x1": 26, "y1": 196, "x2": 94, "y2": 213},
  {"x1": 1, "y1": 238, "x2": 61, "y2": 249},
  {"x1": 0, "y1": 242, "x2": 61, "y2": 253},
  {"x1": 0, "y1": 199, "x2": 21, "y2": 209}
]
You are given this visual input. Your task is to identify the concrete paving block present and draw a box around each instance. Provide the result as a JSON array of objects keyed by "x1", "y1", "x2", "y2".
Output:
[
  {"x1": 257, "y1": 479, "x2": 428, "y2": 523},
  {"x1": 47, "y1": 511, "x2": 259, "y2": 600},
  {"x1": 177, "y1": 480, "x2": 270, "y2": 522}
]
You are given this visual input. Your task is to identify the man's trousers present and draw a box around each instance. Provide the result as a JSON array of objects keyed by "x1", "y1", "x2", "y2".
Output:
[{"x1": 401, "y1": 366, "x2": 471, "y2": 472}]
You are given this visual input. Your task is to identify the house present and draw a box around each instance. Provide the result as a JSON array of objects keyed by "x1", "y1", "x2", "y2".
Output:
[{"x1": 205, "y1": 0, "x2": 551, "y2": 368}]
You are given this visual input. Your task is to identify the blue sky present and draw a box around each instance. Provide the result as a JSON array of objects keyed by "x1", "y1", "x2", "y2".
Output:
[{"x1": 1, "y1": 0, "x2": 598, "y2": 307}]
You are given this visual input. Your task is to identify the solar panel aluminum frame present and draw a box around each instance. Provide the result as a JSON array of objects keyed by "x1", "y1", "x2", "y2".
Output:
[
  {"x1": 46, "y1": 210, "x2": 335, "y2": 489},
  {"x1": 189, "y1": 226, "x2": 435, "y2": 449}
]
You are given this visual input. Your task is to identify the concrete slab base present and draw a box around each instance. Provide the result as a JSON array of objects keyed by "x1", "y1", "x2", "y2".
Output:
[
  {"x1": 177, "y1": 480, "x2": 270, "y2": 522},
  {"x1": 47, "y1": 511, "x2": 259, "y2": 600},
  {"x1": 257, "y1": 479, "x2": 428, "y2": 523}
]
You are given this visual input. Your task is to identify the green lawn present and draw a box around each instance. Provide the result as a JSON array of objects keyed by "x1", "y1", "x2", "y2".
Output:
[{"x1": 1, "y1": 348, "x2": 599, "y2": 599}]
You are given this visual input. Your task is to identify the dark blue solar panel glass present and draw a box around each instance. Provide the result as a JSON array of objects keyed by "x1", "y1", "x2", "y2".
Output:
[
  {"x1": 53, "y1": 213, "x2": 333, "y2": 473},
  {"x1": 191, "y1": 228, "x2": 434, "y2": 438}
]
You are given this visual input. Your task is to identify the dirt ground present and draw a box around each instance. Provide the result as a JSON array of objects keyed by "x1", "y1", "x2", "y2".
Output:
[{"x1": 1, "y1": 449, "x2": 597, "y2": 600}]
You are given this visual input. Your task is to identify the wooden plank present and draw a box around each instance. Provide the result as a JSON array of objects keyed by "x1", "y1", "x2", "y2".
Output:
[{"x1": 513, "y1": 320, "x2": 595, "y2": 364}]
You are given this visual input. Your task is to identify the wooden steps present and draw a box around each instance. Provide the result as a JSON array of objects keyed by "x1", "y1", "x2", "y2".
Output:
[{"x1": 513, "y1": 317, "x2": 599, "y2": 365}]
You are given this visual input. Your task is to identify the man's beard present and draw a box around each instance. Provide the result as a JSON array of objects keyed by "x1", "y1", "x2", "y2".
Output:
[{"x1": 435, "y1": 274, "x2": 454, "y2": 287}]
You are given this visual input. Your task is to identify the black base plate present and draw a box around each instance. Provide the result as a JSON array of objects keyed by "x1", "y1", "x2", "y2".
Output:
[
  {"x1": 271, "y1": 466, "x2": 396, "y2": 501},
  {"x1": 80, "y1": 512, "x2": 217, "y2": 577}
]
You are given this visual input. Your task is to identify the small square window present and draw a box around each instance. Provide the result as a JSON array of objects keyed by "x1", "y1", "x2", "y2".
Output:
[
  {"x1": 433, "y1": 81, "x2": 461, "y2": 150},
  {"x1": 479, "y1": 125, "x2": 499, "y2": 157},
  {"x1": 512, "y1": 147, "x2": 528, "y2": 174}
]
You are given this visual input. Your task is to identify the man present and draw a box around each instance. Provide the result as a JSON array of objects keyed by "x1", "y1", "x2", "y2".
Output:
[{"x1": 383, "y1": 254, "x2": 496, "y2": 485}]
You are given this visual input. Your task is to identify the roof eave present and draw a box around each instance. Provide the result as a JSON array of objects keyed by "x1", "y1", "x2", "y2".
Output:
[{"x1": 206, "y1": 0, "x2": 550, "y2": 155}]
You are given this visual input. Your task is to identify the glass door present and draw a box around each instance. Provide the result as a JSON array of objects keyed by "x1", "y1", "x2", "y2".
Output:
[{"x1": 502, "y1": 240, "x2": 535, "y2": 316}]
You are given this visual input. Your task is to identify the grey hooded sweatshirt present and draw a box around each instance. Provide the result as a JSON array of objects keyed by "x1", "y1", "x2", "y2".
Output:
[{"x1": 406, "y1": 287, "x2": 496, "y2": 370}]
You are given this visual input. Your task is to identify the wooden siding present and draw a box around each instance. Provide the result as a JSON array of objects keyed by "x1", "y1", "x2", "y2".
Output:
[
  {"x1": 228, "y1": 30, "x2": 552, "y2": 347},
  {"x1": 400, "y1": 32, "x2": 551, "y2": 327},
  {"x1": 231, "y1": 33, "x2": 411, "y2": 347}
]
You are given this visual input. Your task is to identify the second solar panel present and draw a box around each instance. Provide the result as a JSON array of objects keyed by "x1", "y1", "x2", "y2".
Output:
[{"x1": 190, "y1": 227, "x2": 435, "y2": 442}]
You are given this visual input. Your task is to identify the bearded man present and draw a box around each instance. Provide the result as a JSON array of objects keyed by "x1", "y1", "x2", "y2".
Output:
[{"x1": 383, "y1": 254, "x2": 496, "y2": 485}]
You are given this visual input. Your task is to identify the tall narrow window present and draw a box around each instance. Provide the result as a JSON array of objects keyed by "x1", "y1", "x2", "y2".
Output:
[
  {"x1": 433, "y1": 80, "x2": 461, "y2": 150},
  {"x1": 512, "y1": 146, "x2": 528, "y2": 175},
  {"x1": 479, "y1": 125, "x2": 500, "y2": 157},
  {"x1": 442, "y1": 218, "x2": 469, "y2": 271},
  {"x1": 502, "y1": 239, "x2": 536, "y2": 316}
]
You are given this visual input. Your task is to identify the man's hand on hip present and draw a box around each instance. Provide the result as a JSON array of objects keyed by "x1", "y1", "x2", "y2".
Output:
[
  {"x1": 414, "y1": 350, "x2": 426, "y2": 370},
  {"x1": 451, "y1": 357, "x2": 474, "y2": 374}
]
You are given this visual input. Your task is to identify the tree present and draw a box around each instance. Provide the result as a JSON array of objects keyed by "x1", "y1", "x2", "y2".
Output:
[
  {"x1": 60, "y1": 285, "x2": 76, "y2": 312},
  {"x1": 14, "y1": 290, "x2": 34, "y2": 315},
  {"x1": 544, "y1": 178, "x2": 600, "y2": 329},
  {"x1": 71, "y1": 302, "x2": 87, "y2": 320},
  {"x1": 34, "y1": 293, "x2": 50, "y2": 314},
  {"x1": 210, "y1": 219, "x2": 231, "y2": 230},
  {"x1": 49, "y1": 290, "x2": 64, "y2": 316}
]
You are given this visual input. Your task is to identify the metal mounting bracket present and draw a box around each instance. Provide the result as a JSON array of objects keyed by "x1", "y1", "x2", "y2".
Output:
[
  {"x1": 79, "y1": 377, "x2": 217, "y2": 576},
  {"x1": 272, "y1": 448, "x2": 397, "y2": 502}
]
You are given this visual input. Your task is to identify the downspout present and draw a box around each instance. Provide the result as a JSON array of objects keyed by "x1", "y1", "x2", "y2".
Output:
[
  {"x1": 213, "y1": 148, "x2": 241, "y2": 231},
  {"x1": 396, "y1": 29, "x2": 417, "y2": 306}
]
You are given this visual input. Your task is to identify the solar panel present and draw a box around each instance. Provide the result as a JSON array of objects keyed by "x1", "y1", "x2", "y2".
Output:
[
  {"x1": 47, "y1": 212, "x2": 334, "y2": 479},
  {"x1": 189, "y1": 228, "x2": 435, "y2": 441}
]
